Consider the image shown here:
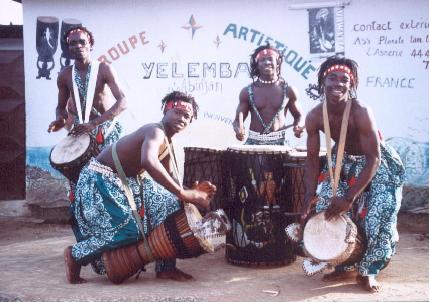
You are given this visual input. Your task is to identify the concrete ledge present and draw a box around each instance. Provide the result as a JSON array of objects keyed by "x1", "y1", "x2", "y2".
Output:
[{"x1": 0, "y1": 199, "x2": 30, "y2": 217}]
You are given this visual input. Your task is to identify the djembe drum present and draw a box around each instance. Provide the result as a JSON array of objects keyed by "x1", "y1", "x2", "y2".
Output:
[
  {"x1": 103, "y1": 204, "x2": 231, "y2": 284},
  {"x1": 183, "y1": 147, "x2": 227, "y2": 211},
  {"x1": 283, "y1": 149, "x2": 327, "y2": 222},
  {"x1": 301, "y1": 211, "x2": 365, "y2": 275},
  {"x1": 224, "y1": 145, "x2": 297, "y2": 266},
  {"x1": 49, "y1": 134, "x2": 100, "y2": 183}
]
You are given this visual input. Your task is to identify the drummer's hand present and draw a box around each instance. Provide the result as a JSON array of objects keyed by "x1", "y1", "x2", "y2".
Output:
[
  {"x1": 192, "y1": 181, "x2": 217, "y2": 198},
  {"x1": 70, "y1": 122, "x2": 96, "y2": 137},
  {"x1": 234, "y1": 125, "x2": 246, "y2": 141},
  {"x1": 48, "y1": 118, "x2": 66, "y2": 133},
  {"x1": 180, "y1": 189, "x2": 211, "y2": 211},
  {"x1": 300, "y1": 196, "x2": 317, "y2": 225},
  {"x1": 293, "y1": 125, "x2": 305, "y2": 138},
  {"x1": 325, "y1": 196, "x2": 352, "y2": 221}
]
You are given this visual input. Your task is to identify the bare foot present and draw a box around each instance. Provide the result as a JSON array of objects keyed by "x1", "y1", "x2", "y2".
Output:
[
  {"x1": 156, "y1": 268, "x2": 194, "y2": 281},
  {"x1": 357, "y1": 275, "x2": 381, "y2": 293},
  {"x1": 64, "y1": 246, "x2": 86, "y2": 284},
  {"x1": 322, "y1": 270, "x2": 358, "y2": 282}
]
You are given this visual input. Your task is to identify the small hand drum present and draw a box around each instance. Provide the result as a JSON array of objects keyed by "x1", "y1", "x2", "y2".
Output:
[{"x1": 301, "y1": 211, "x2": 364, "y2": 275}]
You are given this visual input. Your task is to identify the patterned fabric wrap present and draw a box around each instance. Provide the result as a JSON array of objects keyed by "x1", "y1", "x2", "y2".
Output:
[
  {"x1": 245, "y1": 129, "x2": 288, "y2": 145},
  {"x1": 71, "y1": 158, "x2": 181, "y2": 273},
  {"x1": 315, "y1": 142, "x2": 405, "y2": 276},
  {"x1": 72, "y1": 116, "x2": 123, "y2": 150}
]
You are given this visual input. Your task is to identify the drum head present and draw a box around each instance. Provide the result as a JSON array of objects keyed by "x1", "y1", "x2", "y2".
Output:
[
  {"x1": 227, "y1": 145, "x2": 292, "y2": 154},
  {"x1": 184, "y1": 203, "x2": 213, "y2": 252},
  {"x1": 50, "y1": 134, "x2": 91, "y2": 164},
  {"x1": 303, "y1": 212, "x2": 349, "y2": 261}
]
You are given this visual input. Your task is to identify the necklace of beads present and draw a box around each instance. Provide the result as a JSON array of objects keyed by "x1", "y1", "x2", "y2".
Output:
[{"x1": 258, "y1": 77, "x2": 278, "y2": 84}]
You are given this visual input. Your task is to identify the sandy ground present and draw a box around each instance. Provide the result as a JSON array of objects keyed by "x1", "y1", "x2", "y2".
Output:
[{"x1": 0, "y1": 216, "x2": 428, "y2": 302}]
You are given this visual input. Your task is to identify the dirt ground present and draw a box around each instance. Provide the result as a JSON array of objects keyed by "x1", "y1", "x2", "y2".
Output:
[{"x1": 0, "y1": 213, "x2": 428, "y2": 302}]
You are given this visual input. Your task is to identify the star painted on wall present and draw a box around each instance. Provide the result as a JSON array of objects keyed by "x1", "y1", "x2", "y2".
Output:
[
  {"x1": 158, "y1": 40, "x2": 167, "y2": 53},
  {"x1": 181, "y1": 14, "x2": 203, "y2": 39},
  {"x1": 214, "y1": 35, "x2": 221, "y2": 48}
]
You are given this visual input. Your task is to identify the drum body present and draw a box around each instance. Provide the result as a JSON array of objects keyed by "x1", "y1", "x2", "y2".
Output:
[
  {"x1": 303, "y1": 212, "x2": 364, "y2": 267},
  {"x1": 49, "y1": 134, "x2": 100, "y2": 183},
  {"x1": 103, "y1": 205, "x2": 230, "y2": 284},
  {"x1": 183, "y1": 147, "x2": 227, "y2": 211},
  {"x1": 224, "y1": 145, "x2": 296, "y2": 266}
]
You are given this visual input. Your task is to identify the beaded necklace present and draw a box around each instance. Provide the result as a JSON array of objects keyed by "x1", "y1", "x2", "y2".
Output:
[{"x1": 258, "y1": 77, "x2": 278, "y2": 85}]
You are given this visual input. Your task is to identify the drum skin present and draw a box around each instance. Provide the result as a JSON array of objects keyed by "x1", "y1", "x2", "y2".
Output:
[
  {"x1": 49, "y1": 134, "x2": 100, "y2": 183},
  {"x1": 303, "y1": 212, "x2": 365, "y2": 267}
]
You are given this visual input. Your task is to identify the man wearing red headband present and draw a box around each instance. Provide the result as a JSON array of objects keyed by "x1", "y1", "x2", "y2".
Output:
[
  {"x1": 233, "y1": 44, "x2": 304, "y2": 145},
  {"x1": 64, "y1": 91, "x2": 218, "y2": 284},
  {"x1": 302, "y1": 56, "x2": 405, "y2": 293}
]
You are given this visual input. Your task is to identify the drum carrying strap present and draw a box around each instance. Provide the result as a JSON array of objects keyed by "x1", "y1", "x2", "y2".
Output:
[
  {"x1": 322, "y1": 99, "x2": 352, "y2": 195},
  {"x1": 161, "y1": 125, "x2": 201, "y2": 230},
  {"x1": 111, "y1": 142, "x2": 154, "y2": 262},
  {"x1": 72, "y1": 61, "x2": 100, "y2": 124}
]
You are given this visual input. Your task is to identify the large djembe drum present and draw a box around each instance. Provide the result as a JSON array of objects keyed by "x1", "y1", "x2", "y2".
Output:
[
  {"x1": 183, "y1": 147, "x2": 227, "y2": 211},
  {"x1": 49, "y1": 134, "x2": 100, "y2": 183},
  {"x1": 224, "y1": 145, "x2": 297, "y2": 266},
  {"x1": 103, "y1": 204, "x2": 231, "y2": 284}
]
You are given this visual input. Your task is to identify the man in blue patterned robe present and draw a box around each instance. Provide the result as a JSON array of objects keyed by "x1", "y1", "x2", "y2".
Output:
[
  {"x1": 64, "y1": 91, "x2": 216, "y2": 284},
  {"x1": 302, "y1": 56, "x2": 405, "y2": 293}
]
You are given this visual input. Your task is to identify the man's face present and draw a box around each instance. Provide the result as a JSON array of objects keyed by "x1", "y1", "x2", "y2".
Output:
[
  {"x1": 257, "y1": 54, "x2": 279, "y2": 78},
  {"x1": 68, "y1": 31, "x2": 91, "y2": 61},
  {"x1": 164, "y1": 107, "x2": 193, "y2": 134},
  {"x1": 324, "y1": 70, "x2": 352, "y2": 101}
]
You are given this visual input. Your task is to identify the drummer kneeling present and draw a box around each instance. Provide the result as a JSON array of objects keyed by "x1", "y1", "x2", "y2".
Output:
[
  {"x1": 301, "y1": 56, "x2": 405, "y2": 293},
  {"x1": 64, "y1": 91, "x2": 219, "y2": 283}
]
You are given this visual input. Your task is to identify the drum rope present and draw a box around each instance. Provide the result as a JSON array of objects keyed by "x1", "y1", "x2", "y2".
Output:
[
  {"x1": 322, "y1": 98, "x2": 352, "y2": 196},
  {"x1": 111, "y1": 142, "x2": 155, "y2": 262},
  {"x1": 72, "y1": 61, "x2": 99, "y2": 124}
]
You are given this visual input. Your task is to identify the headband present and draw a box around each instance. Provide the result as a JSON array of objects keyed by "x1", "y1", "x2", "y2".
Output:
[
  {"x1": 66, "y1": 29, "x2": 91, "y2": 44},
  {"x1": 164, "y1": 100, "x2": 194, "y2": 116},
  {"x1": 255, "y1": 49, "x2": 279, "y2": 62},
  {"x1": 323, "y1": 64, "x2": 355, "y2": 83}
]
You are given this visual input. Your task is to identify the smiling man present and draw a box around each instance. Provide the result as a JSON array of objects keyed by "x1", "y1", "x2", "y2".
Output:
[
  {"x1": 302, "y1": 56, "x2": 405, "y2": 293},
  {"x1": 64, "y1": 91, "x2": 217, "y2": 284},
  {"x1": 232, "y1": 44, "x2": 303, "y2": 145}
]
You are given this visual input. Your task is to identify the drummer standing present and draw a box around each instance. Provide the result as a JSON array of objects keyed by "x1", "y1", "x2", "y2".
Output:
[
  {"x1": 233, "y1": 44, "x2": 304, "y2": 145},
  {"x1": 302, "y1": 55, "x2": 405, "y2": 292},
  {"x1": 47, "y1": 26, "x2": 127, "y2": 153},
  {"x1": 47, "y1": 26, "x2": 127, "y2": 274}
]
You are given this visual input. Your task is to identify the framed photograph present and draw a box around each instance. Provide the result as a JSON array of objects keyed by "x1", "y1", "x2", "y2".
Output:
[{"x1": 308, "y1": 7, "x2": 336, "y2": 54}]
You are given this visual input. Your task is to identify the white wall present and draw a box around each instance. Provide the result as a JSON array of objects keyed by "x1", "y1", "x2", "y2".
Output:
[{"x1": 23, "y1": 0, "x2": 429, "y2": 185}]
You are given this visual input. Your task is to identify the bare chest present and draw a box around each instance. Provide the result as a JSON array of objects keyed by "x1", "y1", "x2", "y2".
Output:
[{"x1": 251, "y1": 85, "x2": 285, "y2": 112}]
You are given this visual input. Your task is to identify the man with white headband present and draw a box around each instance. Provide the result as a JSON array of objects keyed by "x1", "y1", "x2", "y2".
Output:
[
  {"x1": 64, "y1": 91, "x2": 216, "y2": 284},
  {"x1": 302, "y1": 55, "x2": 405, "y2": 293},
  {"x1": 233, "y1": 44, "x2": 304, "y2": 145}
]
